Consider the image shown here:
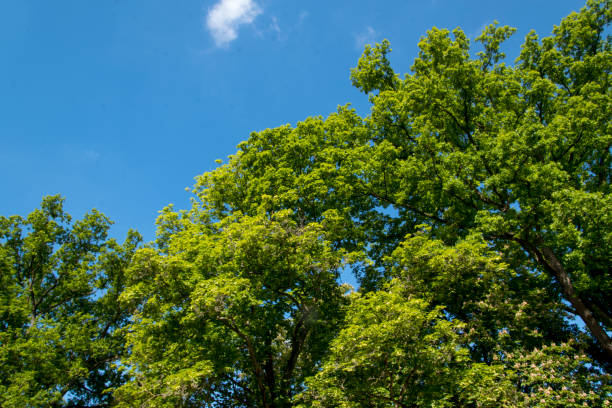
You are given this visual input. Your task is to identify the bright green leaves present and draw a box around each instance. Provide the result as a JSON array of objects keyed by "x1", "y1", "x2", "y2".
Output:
[
  {"x1": 298, "y1": 283, "x2": 473, "y2": 407},
  {"x1": 5, "y1": 2, "x2": 611, "y2": 406},
  {"x1": 297, "y1": 241, "x2": 609, "y2": 407},
  {"x1": 505, "y1": 343, "x2": 612, "y2": 407},
  {"x1": 192, "y1": 274, "x2": 259, "y2": 320},
  {"x1": 476, "y1": 22, "x2": 517, "y2": 70},
  {"x1": 191, "y1": 106, "x2": 375, "y2": 266},
  {"x1": 117, "y1": 210, "x2": 349, "y2": 407},
  {"x1": 552, "y1": 0, "x2": 611, "y2": 60},
  {"x1": 0, "y1": 196, "x2": 140, "y2": 407},
  {"x1": 347, "y1": 0, "x2": 612, "y2": 365},
  {"x1": 350, "y1": 39, "x2": 399, "y2": 95},
  {"x1": 390, "y1": 229, "x2": 572, "y2": 363},
  {"x1": 413, "y1": 27, "x2": 471, "y2": 78}
]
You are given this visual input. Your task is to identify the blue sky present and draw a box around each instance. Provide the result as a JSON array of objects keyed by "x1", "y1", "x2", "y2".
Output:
[{"x1": 0, "y1": 0, "x2": 587, "y2": 242}]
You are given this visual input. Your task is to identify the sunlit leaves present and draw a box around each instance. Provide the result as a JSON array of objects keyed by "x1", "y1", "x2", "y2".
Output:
[{"x1": 0, "y1": 196, "x2": 140, "y2": 407}]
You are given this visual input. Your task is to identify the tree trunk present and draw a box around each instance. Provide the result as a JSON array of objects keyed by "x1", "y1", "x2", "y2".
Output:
[{"x1": 538, "y1": 246, "x2": 612, "y2": 363}]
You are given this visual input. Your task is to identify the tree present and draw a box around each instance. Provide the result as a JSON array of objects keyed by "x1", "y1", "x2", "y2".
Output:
[
  {"x1": 388, "y1": 228, "x2": 573, "y2": 365},
  {"x1": 188, "y1": 0, "x2": 611, "y2": 368},
  {"x1": 347, "y1": 0, "x2": 611, "y2": 365},
  {"x1": 0, "y1": 196, "x2": 140, "y2": 407},
  {"x1": 1, "y1": 1, "x2": 609, "y2": 406},
  {"x1": 296, "y1": 282, "x2": 490, "y2": 408},
  {"x1": 52, "y1": 0, "x2": 607, "y2": 405},
  {"x1": 296, "y1": 231, "x2": 612, "y2": 407},
  {"x1": 297, "y1": 281, "x2": 611, "y2": 407},
  {"x1": 114, "y1": 210, "x2": 351, "y2": 407}
]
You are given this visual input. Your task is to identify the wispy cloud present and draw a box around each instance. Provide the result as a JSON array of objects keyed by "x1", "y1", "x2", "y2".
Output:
[
  {"x1": 269, "y1": 16, "x2": 281, "y2": 37},
  {"x1": 297, "y1": 11, "x2": 309, "y2": 27},
  {"x1": 83, "y1": 149, "x2": 101, "y2": 161},
  {"x1": 354, "y1": 26, "x2": 378, "y2": 50},
  {"x1": 205, "y1": 0, "x2": 262, "y2": 47}
]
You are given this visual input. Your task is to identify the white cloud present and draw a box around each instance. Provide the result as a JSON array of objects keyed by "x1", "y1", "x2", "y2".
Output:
[
  {"x1": 206, "y1": 0, "x2": 262, "y2": 47},
  {"x1": 355, "y1": 26, "x2": 378, "y2": 50}
]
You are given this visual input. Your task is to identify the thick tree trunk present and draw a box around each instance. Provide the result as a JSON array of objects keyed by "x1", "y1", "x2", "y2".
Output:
[{"x1": 538, "y1": 246, "x2": 612, "y2": 363}]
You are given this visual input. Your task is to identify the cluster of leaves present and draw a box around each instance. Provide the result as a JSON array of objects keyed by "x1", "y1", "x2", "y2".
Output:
[
  {"x1": 0, "y1": 196, "x2": 140, "y2": 406},
  {"x1": 1, "y1": 1, "x2": 610, "y2": 406},
  {"x1": 113, "y1": 210, "x2": 351, "y2": 407}
]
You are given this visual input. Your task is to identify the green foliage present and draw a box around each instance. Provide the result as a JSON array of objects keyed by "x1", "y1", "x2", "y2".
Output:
[
  {"x1": 350, "y1": 39, "x2": 399, "y2": 95},
  {"x1": 389, "y1": 228, "x2": 573, "y2": 363},
  {"x1": 297, "y1": 286, "x2": 610, "y2": 407},
  {"x1": 114, "y1": 211, "x2": 350, "y2": 407},
  {"x1": 348, "y1": 0, "x2": 612, "y2": 365},
  {"x1": 180, "y1": 0, "x2": 612, "y2": 369},
  {"x1": 504, "y1": 343, "x2": 612, "y2": 407},
  {"x1": 297, "y1": 282, "x2": 477, "y2": 407},
  {"x1": 3, "y1": 1, "x2": 611, "y2": 406},
  {"x1": 114, "y1": 1, "x2": 609, "y2": 405},
  {"x1": 0, "y1": 196, "x2": 141, "y2": 407}
]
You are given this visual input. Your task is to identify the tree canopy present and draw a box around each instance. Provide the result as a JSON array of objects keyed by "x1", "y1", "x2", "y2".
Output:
[
  {"x1": 1, "y1": 0, "x2": 610, "y2": 406},
  {"x1": 0, "y1": 196, "x2": 140, "y2": 406}
]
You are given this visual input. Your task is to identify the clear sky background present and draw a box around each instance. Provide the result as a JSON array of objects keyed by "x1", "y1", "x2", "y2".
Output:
[{"x1": 0, "y1": 0, "x2": 587, "y2": 243}]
